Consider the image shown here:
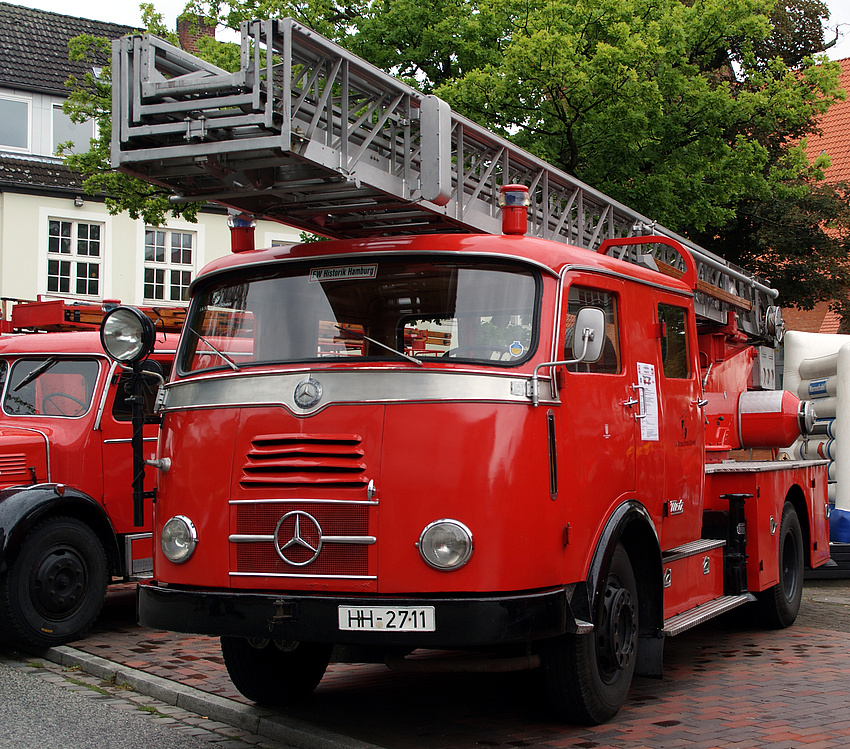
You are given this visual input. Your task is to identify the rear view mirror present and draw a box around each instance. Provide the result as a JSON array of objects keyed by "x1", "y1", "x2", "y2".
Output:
[
  {"x1": 571, "y1": 307, "x2": 605, "y2": 363},
  {"x1": 531, "y1": 305, "x2": 607, "y2": 406}
]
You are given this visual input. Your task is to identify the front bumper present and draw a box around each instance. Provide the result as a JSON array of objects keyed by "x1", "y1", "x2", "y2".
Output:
[{"x1": 137, "y1": 583, "x2": 572, "y2": 646}]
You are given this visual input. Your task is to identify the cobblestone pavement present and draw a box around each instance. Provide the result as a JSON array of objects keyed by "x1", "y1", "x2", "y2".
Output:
[{"x1": 4, "y1": 578, "x2": 850, "y2": 749}]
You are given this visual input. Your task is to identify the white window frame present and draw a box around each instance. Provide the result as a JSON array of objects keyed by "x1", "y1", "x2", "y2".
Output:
[
  {"x1": 37, "y1": 208, "x2": 108, "y2": 301},
  {"x1": 140, "y1": 223, "x2": 200, "y2": 305},
  {"x1": 51, "y1": 102, "x2": 95, "y2": 156},
  {"x1": 0, "y1": 93, "x2": 32, "y2": 153},
  {"x1": 264, "y1": 230, "x2": 302, "y2": 247}
]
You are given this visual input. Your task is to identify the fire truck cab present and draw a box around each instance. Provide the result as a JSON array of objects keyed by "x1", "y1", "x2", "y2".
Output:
[{"x1": 0, "y1": 301, "x2": 179, "y2": 648}]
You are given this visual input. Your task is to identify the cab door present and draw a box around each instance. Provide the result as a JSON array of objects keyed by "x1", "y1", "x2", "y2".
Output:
[
  {"x1": 652, "y1": 293, "x2": 704, "y2": 550},
  {"x1": 556, "y1": 275, "x2": 638, "y2": 549}
]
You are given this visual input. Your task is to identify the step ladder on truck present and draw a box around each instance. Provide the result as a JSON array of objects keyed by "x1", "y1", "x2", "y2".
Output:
[{"x1": 101, "y1": 18, "x2": 829, "y2": 725}]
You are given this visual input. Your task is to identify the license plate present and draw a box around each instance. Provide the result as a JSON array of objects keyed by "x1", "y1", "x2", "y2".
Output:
[{"x1": 338, "y1": 605, "x2": 436, "y2": 632}]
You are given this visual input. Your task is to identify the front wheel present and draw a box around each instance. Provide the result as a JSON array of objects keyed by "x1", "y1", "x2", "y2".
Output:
[
  {"x1": 540, "y1": 543, "x2": 638, "y2": 724},
  {"x1": 757, "y1": 502, "x2": 803, "y2": 628},
  {"x1": 0, "y1": 516, "x2": 108, "y2": 649},
  {"x1": 221, "y1": 636, "x2": 332, "y2": 705}
]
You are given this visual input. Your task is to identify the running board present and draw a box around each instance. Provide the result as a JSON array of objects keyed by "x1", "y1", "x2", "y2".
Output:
[{"x1": 662, "y1": 593, "x2": 755, "y2": 637}]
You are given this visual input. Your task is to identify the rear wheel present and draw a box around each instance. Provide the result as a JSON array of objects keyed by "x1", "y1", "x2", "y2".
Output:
[
  {"x1": 0, "y1": 516, "x2": 108, "y2": 649},
  {"x1": 541, "y1": 543, "x2": 638, "y2": 724},
  {"x1": 757, "y1": 502, "x2": 803, "y2": 628},
  {"x1": 220, "y1": 636, "x2": 332, "y2": 705}
]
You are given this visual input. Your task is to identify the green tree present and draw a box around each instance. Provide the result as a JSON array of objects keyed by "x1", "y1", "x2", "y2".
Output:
[{"x1": 752, "y1": 0, "x2": 831, "y2": 67}]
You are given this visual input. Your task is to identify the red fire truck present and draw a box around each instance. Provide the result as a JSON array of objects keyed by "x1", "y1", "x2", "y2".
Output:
[
  {"x1": 0, "y1": 300, "x2": 180, "y2": 648},
  {"x1": 102, "y1": 21, "x2": 830, "y2": 724}
]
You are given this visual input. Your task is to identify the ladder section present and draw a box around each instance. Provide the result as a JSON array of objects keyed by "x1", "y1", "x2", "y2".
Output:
[{"x1": 111, "y1": 18, "x2": 779, "y2": 341}]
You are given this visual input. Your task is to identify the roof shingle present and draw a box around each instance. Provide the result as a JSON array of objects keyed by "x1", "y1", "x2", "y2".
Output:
[
  {"x1": 0, "y1": 2, "x2": 134, "y2": 94},
  {"x1": 0, "y1": 153, "x2": 82, "y2": 191},
  {"x1": 804, "y1": 57, "x2": 850, "y2": 184}
]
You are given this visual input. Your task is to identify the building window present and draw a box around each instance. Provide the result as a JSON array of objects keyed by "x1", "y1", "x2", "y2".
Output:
[
  {"x1": 47, "y1": 219, "x2": 102, "y2": 297},
  {"x1": 52, "y1": 104, "x2": 94, "y2": 155},
  {"x1": 0, "y1": 95, "x2": 30, "y2": 151},
  {"x1": 144, "y1": 228, "x2": 194, "y2": 302}
]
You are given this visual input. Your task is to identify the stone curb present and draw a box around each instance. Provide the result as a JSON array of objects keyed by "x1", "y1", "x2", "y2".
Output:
[{"x1": 44, "y1": 645, "x2": 384, "y2": 749}]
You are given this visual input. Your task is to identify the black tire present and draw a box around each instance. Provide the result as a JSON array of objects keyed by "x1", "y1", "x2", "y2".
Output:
[
  {"x1": 0, "y1": 516, "x2": 108, "y2": 649},
  {"x1": 541, "y1": 543, "x2": 638, "y2": 725},
  {"x1": 757, "y1": 502, "x2": 803, "y2": 629},
  {"x1": 221, "y1": 636, "x2": 332, "y2": 705}
]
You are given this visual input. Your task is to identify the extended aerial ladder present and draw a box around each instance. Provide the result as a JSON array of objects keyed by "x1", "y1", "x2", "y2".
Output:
[{"x1": 112, "y1": 18, "x2": 782, "y2": 344}]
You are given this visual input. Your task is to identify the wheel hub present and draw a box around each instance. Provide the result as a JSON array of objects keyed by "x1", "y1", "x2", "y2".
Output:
[
  {"x1": 596, "y1": 583, "x2": 636, "y2": 674},
  {"x1": 31, "y1": 548, "x2": 86, "y2": 618}
]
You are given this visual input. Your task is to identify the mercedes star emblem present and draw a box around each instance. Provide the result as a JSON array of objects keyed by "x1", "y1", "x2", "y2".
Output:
[
  {"x1": 294, "y1": 377, "x2": 323, "y2": 409},
  {"x1": 274, "y1": 511, "x2": 323, "y2": 566}
]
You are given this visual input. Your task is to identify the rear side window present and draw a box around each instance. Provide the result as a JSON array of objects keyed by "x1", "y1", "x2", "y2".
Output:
[
  {"x1": 565, "y1": 286, "x2": 621, "y2": 374},
  {"x1": 4, "y1": 358, "x2": 99, "y2": 417}
]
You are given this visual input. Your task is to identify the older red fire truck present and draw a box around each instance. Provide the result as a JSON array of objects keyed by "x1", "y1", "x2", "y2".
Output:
[
  {"x1": 0, "y1": 300, "x2": 180, "y2": 648},
  {"x1": 102, "y1": 20, "x2": 829, "y2": 724}
]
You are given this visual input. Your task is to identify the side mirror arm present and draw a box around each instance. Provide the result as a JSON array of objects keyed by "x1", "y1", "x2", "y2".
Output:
[{"x1": 531, "y1": 327, "x2": 594, "y2": 407}]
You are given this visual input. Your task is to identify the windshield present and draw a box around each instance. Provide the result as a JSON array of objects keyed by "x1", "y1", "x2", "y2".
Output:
[
  {"x1": 180, "y1": 257, "x2": 539, "y2": 374},
  {"x1": 3, "y1": 358, "x2": 100, "y2": 417}
]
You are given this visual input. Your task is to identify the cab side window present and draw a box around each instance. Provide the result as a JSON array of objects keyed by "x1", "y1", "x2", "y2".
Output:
[
  {"x1": 565, "y1": 286, "x2": 620, "y2": 374},
  {"x1": 658, "y1": 304, "x2": 690, "y2": 379}
]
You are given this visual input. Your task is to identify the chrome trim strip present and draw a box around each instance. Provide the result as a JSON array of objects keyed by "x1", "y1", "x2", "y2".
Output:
[
  {"x1": 94, "y1": 360, "x2": 119, "y2": 431},
  {"x1": 230, "y1": 534, "x2": 376, "y2": 545},
  {"x1": 229, "y1": 498, "x2": 379, "y2": 506},
  {"x1": 229, "y1": 572, "x2": 377, "y2": 580},
  {"x1": 163, "y1": 369, "x2": 537, "y2": 414}
]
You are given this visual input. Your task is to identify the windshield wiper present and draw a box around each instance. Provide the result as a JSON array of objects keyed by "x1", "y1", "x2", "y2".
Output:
[
  {"x1": 189, "y1": 328, "x2": 240, "y2": 371},
  {"x1": 13, "y1": 357, "x2": 59, "y2": 392},
  {"x1": 333, "y1": 324, "x2": 423, "y2": 366}
]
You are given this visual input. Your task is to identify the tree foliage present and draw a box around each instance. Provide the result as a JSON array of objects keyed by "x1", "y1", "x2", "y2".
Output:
[{"x1": 67, "y1": 0, "x2": 850, "y2": 310}]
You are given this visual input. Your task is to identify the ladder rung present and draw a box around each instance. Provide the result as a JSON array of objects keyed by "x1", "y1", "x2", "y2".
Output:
[{"x1": 655, "y1": 260, "x2": 753, "y2": 311}]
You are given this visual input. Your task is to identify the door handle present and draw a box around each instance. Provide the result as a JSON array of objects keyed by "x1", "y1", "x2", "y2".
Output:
[{"x1": 631, "y1": 383, "x2": 648, "y2": 420}]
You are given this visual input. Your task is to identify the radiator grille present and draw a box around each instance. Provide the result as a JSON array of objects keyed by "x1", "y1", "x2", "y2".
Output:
[
  {"x1": 240, "y1": 433, "x2": 367, "y2": 489},
  {"x1": 233, "y1": 502, "x2": 371, "y2": 577}
]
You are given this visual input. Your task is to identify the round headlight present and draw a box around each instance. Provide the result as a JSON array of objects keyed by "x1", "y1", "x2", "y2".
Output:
[
  {"x1": 418, "y1": 519, "x2": 473, "y2": 570},
  {"x1": 161, "y1": 515, "x2": 198, "y2": 564},
  {"x1": 100, "y1": 306, "x2": 156, "y2": 364}
]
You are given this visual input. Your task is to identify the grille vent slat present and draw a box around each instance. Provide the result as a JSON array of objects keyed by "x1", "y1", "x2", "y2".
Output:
[
  {"x1": 240, "y1": 433, "x2": 367, "y2": 489},
  {"x1": 0, "y1": 454, "x2": 29, "y2": 477}
]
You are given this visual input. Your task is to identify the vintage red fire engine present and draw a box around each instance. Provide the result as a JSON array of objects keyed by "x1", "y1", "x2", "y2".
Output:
[
  {"x1": 103, "y1": 21, "x2": 830, "y2": 724},
  {"x1": 0, "y1": 300, "x2": 179, "y2": 648}
]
